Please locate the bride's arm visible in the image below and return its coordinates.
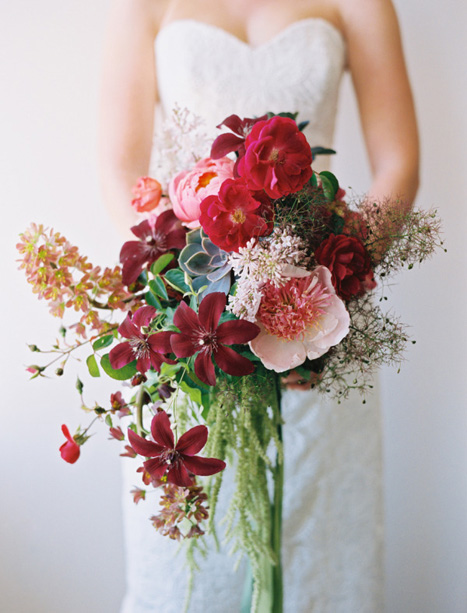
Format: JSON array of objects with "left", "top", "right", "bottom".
[
  {"left": 340, "top": 0, "right": 419, "bottom": 205},
  {"left": 286, "top": 0, "right": 419, "bottom": 391},
  {"left": 99, "top": 0, "right": 166, "bottom": 236}
]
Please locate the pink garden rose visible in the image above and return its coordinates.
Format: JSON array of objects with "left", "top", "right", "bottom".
[
  {"left": 250, "top": 265, "right": 350, "bottom": 372},
  {"left": 169, "top": 157, "right": 235, "bottom": 228},
  {"left": 237, "top": 116, "right": 313, "bottom": 199},
  {"left": 131, "top": 177, "right": 162, "bottom": 213}
]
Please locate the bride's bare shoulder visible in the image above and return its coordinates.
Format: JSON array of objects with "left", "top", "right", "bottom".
[
  {"left": 108, "top": 0, "right": 171, "bottom": 34},
  {"left": 332, "top": 0, "right": 401, "bottom": 34}
]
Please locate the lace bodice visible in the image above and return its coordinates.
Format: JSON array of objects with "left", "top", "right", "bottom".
[{"left": 155, "top": 18, "right": 346, "bottom": 155}]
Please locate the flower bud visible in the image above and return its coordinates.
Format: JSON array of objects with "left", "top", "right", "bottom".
[
  {"left": 131, "top": 374, "right": 147, "bottom": 386},
  {"left": 55, "top": 368, "right": 64, "bottom": 376}
]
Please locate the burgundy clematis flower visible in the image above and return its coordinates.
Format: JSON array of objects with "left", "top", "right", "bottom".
[
  {"left": 120, "top": 210, "right": 186, "bottom": 286},
  {"left": 59, "top": 424, "right": 80, "bottom": 464},
  {"left": 170, "top": 292, "right": 260, "bottom": 386},
  {"left": 128, "top": 410, "right": 226, "bottom": 487},
  {"left": 210, "top": 113, "right": 268, "bottom": 171},
  {"left": 109, "top": 305, "right": 174, "bottom": 374}
]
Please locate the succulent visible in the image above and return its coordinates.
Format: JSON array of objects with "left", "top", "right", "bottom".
[{"left": 179, "top": 228, "right": 232, "bottom": 298}]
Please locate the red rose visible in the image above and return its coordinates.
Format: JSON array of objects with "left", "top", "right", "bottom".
[
  {"left": 131, "top": 177, "right": 162, "bottom": 213},
  {"left": 199, "top": 178, "right": 269, "bottom": 252},
  {"left": 237, "top": 116, "right": 313, "bottom": 198},
  {"left": 314, "top": 234, "right": 376, "bottom": 300}
]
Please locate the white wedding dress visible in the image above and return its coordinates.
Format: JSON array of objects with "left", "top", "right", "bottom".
[{"left": 121, "top": 18, "right": 384, "bottom": 613}]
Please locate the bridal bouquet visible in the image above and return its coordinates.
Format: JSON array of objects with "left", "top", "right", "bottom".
[{"left": 18, "top": 110, "right": 442, "bottom": 612}]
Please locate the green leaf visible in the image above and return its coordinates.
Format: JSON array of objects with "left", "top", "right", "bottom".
[
  {"left": 319, "top": 171, "right": 339, "bottom": 201},
  {"left": 150, "top": 253, "right": 174, "bottom": 275},
  {"left": 310, "top": 146, "right": 336, "bottom": 158},
  {"left": 92, "top": 334, "right": 114, "bottom": 351},
  {"left": 164, "top": 268, "right": 191, "bottom": 294},
  {"left": 100, "top": 354, "right": 137, "bottom": 381},
  {"left": 86, "top": 354, "right": 100, "bottom": 378},
  {"left": 149, "top": 276, "right": 169, "bottom": 301},
  {"left": 179, "top": 380, "right": 202, "bottom": 405},
  {"left": 75, "top": 377, "right": 84, "bottom": 394},
  {"left": 160, "top": 362, "right": 182, "bottom": 378},
  {"left": 145, "top": 291, "right": 162, "bottom": 309},
  {"left": 105, "top": 414, "right": 113, "bottom": 427}
]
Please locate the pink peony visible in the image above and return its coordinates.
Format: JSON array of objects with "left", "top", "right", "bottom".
[
  {"left": 250, "top": 266, "right": 350, "bottom": 372},
  {"left": 237, "top": 116, "right": 313, "bottom": 199},
  {"left": 131, "top": 177, "right": 162, "bottom": 213},
  {"left": 169, "top": 157, "right": 235, "bottom": 228}
]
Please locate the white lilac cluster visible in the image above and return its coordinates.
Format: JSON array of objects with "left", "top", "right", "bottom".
[
  {"left": 149, "top": 105, "right": 212, "bottom": 189},
  {"left": 228, "top": 228, "right": 307, "bottom": 321}
]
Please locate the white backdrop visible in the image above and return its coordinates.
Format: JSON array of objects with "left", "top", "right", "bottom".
[{"left": 1, "top": 2, "right": 466, "bottom": 612}]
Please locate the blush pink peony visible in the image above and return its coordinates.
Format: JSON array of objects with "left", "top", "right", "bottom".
[
  {"left": 250, "top": 265, "right": 350, "bottom": 372},
  {"left": 169, "top": 157, "right": 235, "bottom": 228}
]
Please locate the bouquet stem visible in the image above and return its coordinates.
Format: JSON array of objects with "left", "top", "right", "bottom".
[{"left": 271, "top": 375, "right": 283, "bottom": 613}]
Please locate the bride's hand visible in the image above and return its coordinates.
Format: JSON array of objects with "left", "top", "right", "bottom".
[{"left": 281, "top": 370, "right": 321, "bottom": 391}]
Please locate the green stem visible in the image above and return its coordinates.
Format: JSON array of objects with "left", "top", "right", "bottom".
[
  {"left": 136, "top": 384, "right": 145, "bottom": 437},
  {"left": 271, "top": 375, "right": 283, "bottom": 613}
]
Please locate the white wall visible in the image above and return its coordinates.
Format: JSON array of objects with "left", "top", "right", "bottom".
[{"left": 1, "top": 2, "right": 466, "bottom": 612}]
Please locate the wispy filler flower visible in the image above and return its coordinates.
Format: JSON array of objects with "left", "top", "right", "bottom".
[{"left": 228, "top": 228, "right": 307, "bottom": 321}]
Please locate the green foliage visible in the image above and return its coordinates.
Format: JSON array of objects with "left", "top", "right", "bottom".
[
  {"left": 100, "top": 354, "right": 136, "bottom": 380},
  {"left": 164, "top": 268, "right": 192, "bottom": 294},
  {"left": 92, "top": 334, "right": 114, "bottom": 351},
  {"left": 145, "top": 291, "right": 162, "bottom": 309},
  {"left": 86, "top": 354, "right": 100, "bottom": 378},
  {"left": 319, "top": 170, "right": 339, "bottom": 202},
  {"left": 150, "top": 253, "right": 174, "bottom": 275},
  {"left": 149, "top": 276, "right": 169, "bottom": 301}
]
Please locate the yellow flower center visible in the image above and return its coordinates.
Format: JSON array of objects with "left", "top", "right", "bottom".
[{"left": 230, "top": 209, "right": 246, "bottom": 224}]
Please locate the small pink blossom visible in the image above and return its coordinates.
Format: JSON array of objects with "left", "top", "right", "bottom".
[
  {"left": 130, "top": 487, "right": 146, "bottom": 504},
  {"left": 110, "top": 391, "right": 131, "bottom": 418},
  {"left": 131, "top": 177, "right": 162, "bottom": 213},
  {"left": 169, "top": 157, "right": 235, "bottom": 228},
  {"left": 108, "top": 426, "right": 125, "bottom": 441},
  {"left": 59, "top": 425, "right": 81, "bottom": 464},
  {"left": 120, "top": 445, "right": 137, "bottom": 458},
  {"left": 250, "top": 266, "right": 350, "bottom": 371}
]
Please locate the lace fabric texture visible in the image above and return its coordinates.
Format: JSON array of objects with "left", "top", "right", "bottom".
[{"left": 121, "top": 18, "right": 384, "bottom": 613}]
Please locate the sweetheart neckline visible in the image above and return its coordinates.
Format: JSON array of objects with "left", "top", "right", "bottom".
[{"left": 156, "top": 17, "right": 345, "bottom": 52}]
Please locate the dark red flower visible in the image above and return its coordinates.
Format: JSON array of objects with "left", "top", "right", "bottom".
[
  {"left": 109, "top": 305, "right": 174, "bottom": 374},
  {"left": 59, "top": 424, "right": 80, "bottom": 464},
  {"left": 120, "top": 211, "right": 186, "bottom": 286},
  {"left": 210, "top": 113, "right": 268, "bottom": 170},
  {"left": 199, "top": 178, "right": 269, "bottom": 253},
  {"left": 237, "top": 116, "right": 313, "bottom": 198},
  {"left": 170, "top": 292, "right": 260, "bottom": 386},
  {"left": 128, "top": 410, "right": 226, "bottom": 487},
  {"left": 315, "top": 234, "right": 376, "bottom": 300}
]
